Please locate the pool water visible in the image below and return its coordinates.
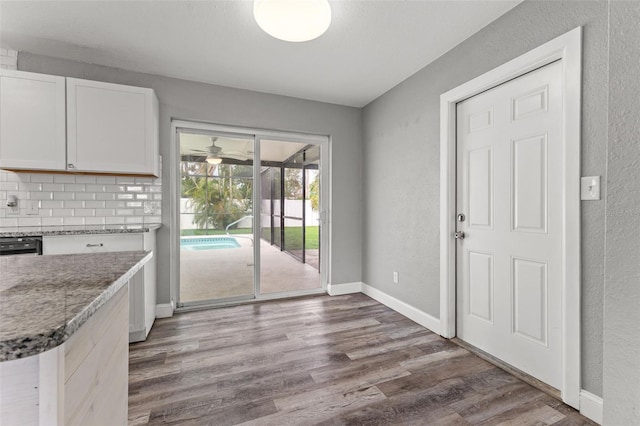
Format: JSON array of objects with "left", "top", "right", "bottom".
[{"left": 180, "top": 236, "right": 240, "bottom": 251}]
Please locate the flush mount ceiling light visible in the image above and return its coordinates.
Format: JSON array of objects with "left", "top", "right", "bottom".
[
  {"left": 253, "top": 0, "right": 332, "bottom": 42},
  {"left": 206, "top": 155, "right": 222, "bottom": 165}
]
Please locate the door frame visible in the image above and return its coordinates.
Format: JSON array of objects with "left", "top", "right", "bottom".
[
  {"left": 170, "top": 120, "right": 331, "bottom": 309},
  {"left": 439, "top": 27, "right": 582, "bottom": 407}
]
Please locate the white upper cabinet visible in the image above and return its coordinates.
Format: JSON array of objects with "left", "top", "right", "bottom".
[
  {"left": 0, "top": 70, "right": 66, "bottom": 171},
  {"left": 0, "top": 71, "right": 159, "bottom": 176},
  {"left": 67, "top": 78, "right": 159, "bottom": 176}
]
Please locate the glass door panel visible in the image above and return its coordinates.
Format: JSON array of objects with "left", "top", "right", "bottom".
[
  {"left": 259, "top": 139, "right": 321, "bottom": 295},
  {"left": 178, "top": 131, "right": 255, "bottom": 305}
]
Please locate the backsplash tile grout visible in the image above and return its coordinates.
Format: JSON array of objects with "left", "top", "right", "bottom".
[{"left": 0, "top": 167, "right": 162, "bottom": 228}]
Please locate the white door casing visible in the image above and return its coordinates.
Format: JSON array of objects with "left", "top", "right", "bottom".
[
  {"left": 456, "top": 60, "right": 563, "bottom": 389},
  {"left": 440, "top": 27, "right": 581, "bottom": 408}
]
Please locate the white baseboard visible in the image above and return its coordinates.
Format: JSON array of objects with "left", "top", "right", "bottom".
[
  {"left": 156, "top": 302, "right": 174, "bottom": 318},
  {"left": 579, "top": 390, "right": 603, "bottom": 425},
  {"left": 327, "top": 282, "right": 363, "bottom": 296},
  {"left": 361, "top": 283, "right": 441, "bottom": 334}
]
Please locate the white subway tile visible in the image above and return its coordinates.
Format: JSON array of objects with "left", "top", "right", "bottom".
[
  {"left": 105, "top": 217, "right": 125, "bottom": 225},
  {"left": 135, "top": 177, "right": 153, "bottom": 184},
  {"left": 10, "top": 173, "right": 30, "bottom": 183},
  {"left": 0, "top": 182, "right": 19, "bottom": 191},
  {"left": 19, "top": 183, "right": 42, "bottom": 191},
  {"left": 37, "top": 209, "right": 52, "bottom": 217},
  {"left": 135, "top": 193, "right": 150, "bottom": 200},
  {"left": 64, "top": 183, "right": 85, "bottom": 192},
  {"left": 7, "top": 191, "right": 28, "bottom": 201},
  {"left": 54, "top": 174, "right": 76, "bottom": 183},
  {"left": 63, "top": 217, "right": 85, "bottom": 226},
  {"left": 126, "top": 201, "right": 143, "bottom": 208},
  {"left": 144, "top": 216, "right": 162, "bottom": 224},
  {"left": 18, "top": 217, "right": 41, "bottom": 227},
  {"left": 153, "top": 194, "right": 162, "bottom": 200},
  {"left": 75, "top": 175, "right": 96, "bottom": 184},
  {"left": 105, "top": 201, "right": 126, "bottom": 209},
  {"left": 125, "top": 216, "right": 143, "bottom": 224},
  {"left": 29, "top": 174, "right": 55, "bottom": 183},
  {"left": 30, "top": 192, "right": 54, "bottom": 200},
  {"left": 85, "top": 217, "right": 106, "bottom": 225},
  {"left": 42, "top": 183, "right": 65, "bottom": 192},
  {"left": 116, "top": 193, "right": 134, "bottom": 200},
  {"left": 106, "top": 185, "right": 126, "bottom": 192},
  {"left": 134, "top": 208, "right": 145, "bottom": 216},
  {"left": 96, "top": 193, "right": 116, "bottom": 201},
  {"left": 0, "top": 191, "right": 5, "bottom": 200},
  {"left": 42, "top": 217, "right": 64, "bottom": 227},
  {"left": 63, "top": 200, "right": 85, "bottom": 209},
  {"left": 75, "top": 192, "right": 96, "bottom": 201},
  {"left": 115, "top": 209, "right": 134, "bottom": 216},
  {"left": 41, "top": 200, "right": 64, "bottom": 209},
  {"left": 126, "top": 186, "right": 143, "bottom": 192},
  {"left": 74, "top": 208, "right": 95, "bottom": 217},
  {"left": 96, "top": 176, "right": 116, "bottom": 184},
  {"left": 95, "top": 209, "right": 115, "bottom": 217},
  {"left": 84, "top": 201, "right": 105, "bottom": 208},
  {"left": 0, "top": 218, "right": 18, "bottom": 227},
  {"left": 147, "top": 186, "right": 162, "bottom": 193},
  {"left": 53, "top": 192, "right": 75, "bottom": 200},
  {"left": 85, "top": 184, "right": 106, "bottom": 192},
  {"left": 116, "top": 177, "right": 136, "bottom": 184},
  {"left": 52, "top": 208, "right": 74, "bottom": 217}
]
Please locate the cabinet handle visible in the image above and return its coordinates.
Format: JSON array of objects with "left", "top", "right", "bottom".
[
  {"left": 67, "top": 163, "right": 75, "bottom": 169},
  {"left": 86, "top": 243, "right": 104, "bottom": 247}
]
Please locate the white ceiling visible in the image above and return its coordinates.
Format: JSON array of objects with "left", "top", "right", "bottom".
[{"left": 0, "top": 1, "right": 521, "bottom": 107}]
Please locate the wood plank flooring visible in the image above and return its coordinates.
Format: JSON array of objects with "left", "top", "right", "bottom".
[{"left": 128, "top": 294, "right": 595, "bottom": 425}]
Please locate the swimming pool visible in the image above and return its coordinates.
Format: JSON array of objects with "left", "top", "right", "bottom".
[{"left": 180, "top": 236, "right": 240, "bottom": 251}]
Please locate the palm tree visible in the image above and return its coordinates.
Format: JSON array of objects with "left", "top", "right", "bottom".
[{"left": 181, "top": 164, "right": 253, "bottom": 231}]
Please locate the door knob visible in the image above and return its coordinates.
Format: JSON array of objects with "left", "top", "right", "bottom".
[{"left": 454, "top": 231, "right": 465, "bottom": 240}]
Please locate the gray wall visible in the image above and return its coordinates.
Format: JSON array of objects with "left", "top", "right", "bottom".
[
  {"left": 17, "top": 53, "right": 363, "bottom": 305},
  {"left": 362, "top": 1, "right": 608, "bottom": 396},
  {"left": 603, "top": 1, "right": 640, "bottom": 423}
]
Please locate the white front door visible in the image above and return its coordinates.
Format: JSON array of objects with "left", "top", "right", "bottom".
[{"left": 456, "top": 60, "right": 563, "bottom": 389}]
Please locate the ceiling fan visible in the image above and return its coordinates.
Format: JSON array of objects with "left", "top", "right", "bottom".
[{"left": 190, "top": 137, "right": 253, "bottom": 164}]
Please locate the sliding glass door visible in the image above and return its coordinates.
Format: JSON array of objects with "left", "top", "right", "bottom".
[
  {"left": 175, "top": 124, "right": 327, "bottom": 308},
  {"left": 258, "top": 139, "right": 321, "bottom": 295},
  {"left": 178, "top": 131, "right": 255, "bottom": 305}
]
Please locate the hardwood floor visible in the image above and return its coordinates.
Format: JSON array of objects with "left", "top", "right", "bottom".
[{"left": 128, "top": 294, "right": 595, "bottom": 425}]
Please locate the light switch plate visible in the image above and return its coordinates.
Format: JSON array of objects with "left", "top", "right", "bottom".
[{"left": 581, "top": 176, "right": 601, "bottom": 200}]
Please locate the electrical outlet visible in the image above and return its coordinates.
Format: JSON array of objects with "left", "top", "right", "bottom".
[
  {"left": 393, "top": 271, "right": 399, "bottom": 284},
  {"left": 26, "top": 200, "right": 39, "bottom": 215},
  {"left": 6, "top": 195, "right": 19, "bottom": 215}
]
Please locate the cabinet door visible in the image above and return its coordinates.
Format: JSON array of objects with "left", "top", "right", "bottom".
[
  {"left": 66, "top": 78, "right": 159, "bottom": 176},
  {"left": 0, "top": 70, "right": 66, "bottom": 171}
]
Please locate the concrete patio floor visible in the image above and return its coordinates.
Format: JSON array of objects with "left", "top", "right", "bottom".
[{"left": 179, "top": 235, "right": 320, "bottom": 303}]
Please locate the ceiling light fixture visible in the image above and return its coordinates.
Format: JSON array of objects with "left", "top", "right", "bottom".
[
  {"left": 253, "top": 0, "right": 332, "bottom": 43},
  {"left": 206, "top": 155, "right": 223, "bottom": 165}
]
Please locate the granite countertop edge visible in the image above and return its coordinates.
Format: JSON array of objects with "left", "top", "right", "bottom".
[
  {"left": 0, "top": 224, "right": 161, "bottom": 238},
  {"left": 0, "top": 251, "right": 153, "bottom": 362}
]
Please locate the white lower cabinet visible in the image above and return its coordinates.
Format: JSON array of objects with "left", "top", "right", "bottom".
[{"left": 43, "top": 232, "right": 157, "bottom": 342}]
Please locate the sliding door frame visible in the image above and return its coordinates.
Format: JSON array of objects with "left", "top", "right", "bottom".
[{"left": 170, "top": 120, "right": 330, "bottom": 310}]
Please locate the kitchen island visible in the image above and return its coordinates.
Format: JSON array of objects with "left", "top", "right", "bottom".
[{"left": 0, "top": 251, "right": 152, "bottom": 425}]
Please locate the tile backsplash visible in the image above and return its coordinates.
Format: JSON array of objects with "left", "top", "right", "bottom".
[{"left": 0, "top": 169, "right": 162, "bottom": 228}]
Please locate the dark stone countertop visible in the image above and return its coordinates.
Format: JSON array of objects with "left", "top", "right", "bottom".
[
  {"left": 0, "top": 224, "right": 160, "bottom": 238},
  {"left": 0, "top": 251, "right": 152, "bottom": 361}
]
